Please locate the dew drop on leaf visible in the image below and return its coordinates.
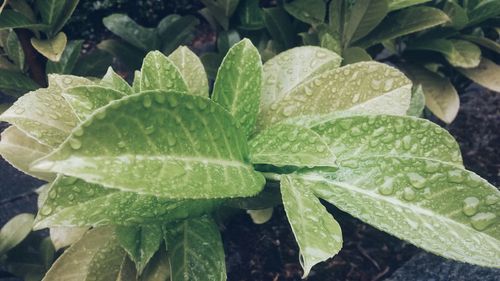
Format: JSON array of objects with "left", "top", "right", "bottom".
[
  {"left": 143, "top": 95, "right": 152, "bottom": 108},
  {"left": 69, "top": 138, "right": 82, "bottom": 150},
  {"left": 462, "top": 197, "right": 480, "bottom": 216},
  {"left": 448, "top": 170, "right": 464, "bottom": 183},
  {"left": 485, "top": 195, "right": 499, "bottom": 205},
  {"left": 403, "top": 187, "right": 416, "bottom": 201},
  {"left": 470, "top": 212, "right": 496, "bottom": 231},
  {"left": 378, "top": 177, "right": 394, "bottom": 195},
  {"left": 407, "top": 172, "right": 426, "bottom": 189}
]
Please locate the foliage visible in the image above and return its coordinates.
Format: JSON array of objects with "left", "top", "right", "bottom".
[{"left": 0, "top": 40, "right": 498, "bottom": 280}]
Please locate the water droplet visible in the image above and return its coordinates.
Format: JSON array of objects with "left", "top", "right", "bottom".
[
  {"left": 167, "top": 95, "right": 178, "bottom": 107},
  {"left": 378, "top": 177, "right": 394, "bottom": 195},
  {"left": 73, "top": 127, "right": 84, "bottom": 137},
  {"left": 316, "top": 145, "right": 325, "bottom": 153},
  {"left": 447, "top": 170, "right": 464, "bottom": 183},
  {"left": 118, "top": 141, "right": 126, "bottom": 148},
  {"left": 144, "top": 125, "right": 155, "bottom": 135},
  {"left": 69, "top": 138, "right": 82, "bottom": 150},
  {"left": 143, "top": 95, "right": 152, "bottom": 108},
  {"left": 167, "top": 133, "right": 176, "bottom": 146},
  {"left": 95, "top": 110, "right": 106, "bottom": 120},
  {"left": 282, "top": 105, "right": 295, "bottom": 117},
  {"left": 63, "top": 77, "right": 72, "bottom": 84},
  {"left": 154, "top": 93, "right": 166, "bottom": 104},
  {"left": 68, "top": 194, "right": 75, "bottom": 201},
  {"left": 402, "top": 135, "right": 412, "bottom": 150},
  {"left": 40, "top": 205, "right": 52, "bottom": 216},
  {"left": 407, "top": 172, "right": 426, "bottom": 189},
  {"left": 185, "top": 101, "right": 194, "bottom": 110},
  {"left": 197, "top": 99, "right": 207, "bottom": 110},
  {"left": 485, "top": 195, "right": 499, "bottom": 205},
  {"left": 403, "top": 187, "right": 416, "bottom": 201},
  {"left": 48, "top": 189, "right": 57, "bottom": 199},
  {"left": 470, "top": 212, "right": 496, "bottom": 231},
  {"left": 462, "top": 197, "right": 480, "bottom": 216}
]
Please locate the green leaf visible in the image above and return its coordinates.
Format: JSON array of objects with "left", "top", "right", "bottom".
[
  {"left": 139, "top": 248, "right": 170, "bottom": 281},
  {"left": 31, "top": 32, "right": 68, "bottom": 62},
  {"left": 165, "top": 216, "right": 226, "bottom": 281},
  {"left": 158, "top": 15, "right": 199, "bottom": 54},
  {"left": 259, "top": 46, "right": 342, "bottom": 126},
  {"left": 46, "top": 40, "right": 83, "bottom": 74},
  {"left": 257, "top": 61, "right": 412, "bottom": 129},
  {"left": 0, "top": 10, "right": 48, "bottom": 30},
  {"left": 100, "top": 67, "right": 134, "bottom": 95},
  {"left": 342, "top": 47, "right": 372, "bottom": 65},
  {"left": 344, "top": 0, "right": 388, "bottom": 45},
  {"left": 32, "top": 91, "right": 265, "bottom": 199},
  {"left": 387, "top": 0, "right": 431, "bottom": 11},
  {"left": 216, "top": 29, "right": 240, "bottom": 54},
  {"left": 457, "top": 58, "right": 500, "bottom": 92},
  {"left": 249, "top": 123, "right": 336, "bottom": 167},
  {"left": 0, "top": 69, "right": 38, "bottom": 95},
  {"left": 73, "top": 49, "right": 113, "bottom": 77},
  {"left": 116, "top": 225, "right": 162, "bottom": 274},
  {"left": 42, "top": 227, "right": 127, "bottom": 281},
  {"left": 301, "top": 156, "right": 500, "bottom": 268},
  {"left": 0, "top": 213, "right": 34, "bottom": 256},
  {"left": 311, "top": 115, "right": 462, "bottom": 165},
  {"left": 236, "top": 0, "right": 264, "bottom": 30},
  {"left": 62, "top": 85, "right": 127, "bottom": 120},
  {"left": 262, "top": 7, "right": 295, "bottom": 50},
  {"left": 36, "top": 0, "right": 65, "bottom": 30},
  {"left": 467, "top": 0, "right": 500, "bottom": 26},
  {"left": 168, "top": 46, "right": 209, "bottom": 97},
  {"left": 404, "top": 64, "right": 459, "bottom": 124},
  {"left": 34, "top": 176, "right": 220, "bottom": 229},
  {"left": 50, "top": 227, "right": 88, "bottom": 250},
  {"left": 444, "top": 40, "right": 481, "bottom": 68},
  {"left": 51, "top": 0, "right": 79, "bottom": 34},
  {"left": 200, "top": 0, "right": 239, "bottom": 30},
  {"left": 140, "top": 51, "right": 188, "bottom": 93},
  {"left": 281, "top": 175, "right": 342, "bottom": 277},
  {"left": 356, "top": 7, "right": 449, "bottom": 48},
  {"left": 406, "top": 85, "right": 425, "bottom": 117},
  {"left": 0, "top": 126, "right": 54, "bottom": 181},
  {"left": 97, "top": 39, "right": 145, "bottom": 71},
  {"left": 461, "top": 35, "right": 500, "bottom": 54},
  {"left": 132, "top": 70, "right": 141, "bottom": 93},
  {"left": 103, "top": 14, "right": 158, "bottom": 51},
  {"left": 5, "top": 31, "right": 24, "bottom": 70},
  {"left": 212, "top": 39, "right": 262, "bottom": 137},
  {"left": 246, "top": 208, "right": 273, "bottom": 224},
  {"left": 443, "top": 0, "right": 469, "bottom": 29},
  {"left": 283, "top": 0, "right": 326, "bottom": 26},
  {"left": 200, "top": 52, "right": 224, "bottom": 80}
]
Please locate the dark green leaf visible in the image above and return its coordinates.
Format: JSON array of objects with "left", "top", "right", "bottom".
[
  {"left": 116, "top": 225, "right": 162, "bottom": 274},
  {"left": 262, "top": 7, "right": 295, "bottom": 50},
  {"left": 467, "top": 0, "right": 500, "bottom": 26},
  {"left": 0, "top": 69, "right": 38, "bottom": 95},
  {"left": 51, "top": 0, "right": 79, "bottom": 34},
  {"left": 200, "top": 0, "right": 239, "bottom": 30},
  {"left": 103, "top": 14, "right": 159, "bottom": 51},
  {"left": 284, "top": 0, "right": 326, "bottom": 26},
  {"left": 157, "top": 15, "right": 199, "bottom": 54},
  {"left": 0, "top": 10, "right": 48, "bottom": 30},
  {"left": 387, "top": 0, "right": 431, "bottom": 11},
  {"left": 237, "top": 0, "right": 265, "bottom": 30},
  {"left": 36, "top": 0, "right": 65, "bottom": 32},
  {"left": 5, "top": 31, "right": 24, "bottom": 70},
  {"left": 217, "top": 29, "right": 240, "bottom": 54},
  {"left": 345, "top": 0, "right": 388, "bottom": 45},
  {"left": 73, "top": 49, "right": 114, "bottom": 77}
]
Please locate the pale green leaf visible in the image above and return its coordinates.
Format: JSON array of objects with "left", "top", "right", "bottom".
[
  {"left": 311, "top": 115, "right": 462, "bottom": 165},
  {"left": 457, "top": 58, "right": 500, "bottom": 92},
  {"left": 387, "top": 0, "right": 431, "bottom": 11},
  {"left": 34, "top": 176, "right": 220, "bottom": 229},
  {"left": 281, "top": 175, "right": 342, "bottom": 277},
  {"left": 404, "top": 64, "right": 459, "bottom": 124},
  {"left": 100, "top": 67, "right": 134, "bottom": 95},
  {"left": 46, "top": 40, "right": 84, "bottom": 74},
  {"left": 356, "top": 7, "right": 449, "bottom": 48},
  {"left": 213, "top": 39, "right": 262, "bottom": 137},
  {"left": 116, "top": 225, "right": 162, "bottom": 274},
  {"left": 47, "top": 74, "right": 95, "bottom": 93},
  {"left": 259, "top": 46, "right": 342, "bottom": 128},
  {"left": 0, "top": 126, "right": 54, "bottom": 181},
  {"left": 168, "top": 46, "right": 209, "bottom": 97},
  {"left": 0, "top": 213, "right": 34, "bottom": 256},
  {"left": 406, "top": 85, "right": 425, "bottom": 117},
  {"left": 445, "top": 40, "right": 481, "bottom": 68},
  {"left": 103, "top": 14, "right": 158, "bottom": 50},
  {"left": 32, "top": 91, "right": 265, "bottom": 199},
  {"left": 165, "top": 216, "right": 226, "bottom": 281},
  {"left": 249, "top": 123, "right": 336, "bottom": 167},
  {"left": 63, "top": 85, "right": 127, "bottom": 120},
  {"left": 50, "top": 226, "right": 89, "bottom": 250},
  {"left": 302, "top": 156, "right": 500, "bottom": 268},
  {"left": 283, "top": 0, "right": 326, "bottom": 26},
  {"left": 31, "top": 32, "right": 68, "bottom": 62},
  {"left": 257, "top": 61, "right": 412, "bottom": 129},
  {"left": 247, "top": 208, "right": 273, "bottom": 224},
  {"left": 140, "top": 51, "right": 188, "bottom": 93},
  {"left": 42, "top": 227, "right": 127, "bottom": 281},
  {"left": 345, "top": 0, "right": 388, "bottom": 44}
]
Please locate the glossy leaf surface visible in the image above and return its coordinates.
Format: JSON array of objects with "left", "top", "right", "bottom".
[
  {"left": 168, "top": 46, "right": 209, "bottom": 97},
  {"left": 116, "top": 225, "right": 162, "bottom": 274},
  {"left": 140, "top": 51, "right": 188, "bottom": 93}
]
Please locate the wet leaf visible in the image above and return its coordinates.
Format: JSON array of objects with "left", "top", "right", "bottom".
[
  {"left": 284, "top": 0, "right": 326, "bottom": 26},
  {"left": 0, "top": 213, "right": 34, "bottom": 256},
  {"left": 50, "top": 226, "right": 89, "bottom": 250},
  {"left": 31, "top": 32, "right": 68, "bottom": 62},
  {"left": 42, "top": 227, "right": 127, "bottom": 281},
  {"left": 63, "top": 85, "right": 127, "bottom": 119},
  {"left": 0, "top": 126, "right": 54, "bottom": 181},
  {"left": 300, "top": 155, "right": 500, "bottom": 268},
  {"left": 34, "top": 176, "right": 220, "bottom": 229},
  {"left": 165, "top": 216, "right": 226, "bottom": 281},
  {"left": 103, "top": 14, "right": 158, "bottom": 51},
  {"left": 213, "top": 39, "right": 262, "bottom": 137},
  {"left": 457, "top": 58, "right": 500, "bottom": 92},
  {"left": 406, "top": 85, "right": 425, "bottom": 117},
  {"left": 116, "top": 225, "right": 162, "bottom": 274},
  {"left": 249, "top": 123, "right": 336, "bottom": 167},
  {"left": 32, "top": 91, "right": 265, "bottom": 199},
  {"left": 99, "top": 67, "right": 134, "bottom": 95},
  {"left": 46, "top": 40, "right": 83, "bottom": 74},
  {"left": 356, "top": 7, "right": 449, "bottom": 48},
  {"left": 168, "top": 46, "right": 209, "bottom": 97},
  {"left": 140, "top": 51, "right": 188, "bottom": 93},
  {"left": 257, "top": 61, "right": 411, "bottom": 129},
  {"left": 405, "top": 64, "right": 459, "bottom": 124},
  {"left": 281, "top": 175, "right": 342, "bottom": 277},
  {"left": 311, "top": 115, "right": 463, "bottom": 165}
]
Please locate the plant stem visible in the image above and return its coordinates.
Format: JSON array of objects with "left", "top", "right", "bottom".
[{"left": 15, "top": 29, "right": 47, "bottom": 87}]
